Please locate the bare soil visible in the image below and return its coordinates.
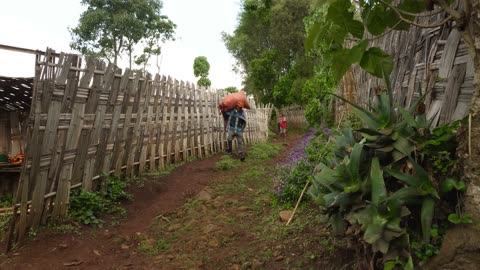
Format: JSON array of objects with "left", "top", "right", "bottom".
[{"left": 0, "top": 132, "right": 356, "bottom": 270}]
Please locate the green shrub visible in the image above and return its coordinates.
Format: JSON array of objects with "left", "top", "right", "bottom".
[
  {"left": 101, "top": 175, "right": 132, "bottom": 202},
  {"left": 69, "top": 191, "right": 105, "bottom": 226},
  {"left": 69, "top": 175, "right": 131, "bottom": 226},
  {"left": 0, "top": 194, "right": 13, "bottom": 208},
  {"left": 273, "top": 160, "right": 313, "bottom": 208},
  {"left": 307, "top": 77, "right": 465, "bottom": 267},
  {"left": 273, "top": 130, "right": 315, "bottom": 208}
]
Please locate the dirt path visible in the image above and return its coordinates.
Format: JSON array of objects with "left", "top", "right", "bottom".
[
  {"left": 0, "top": 152, "right": 226, "bottom": 270},
  {"left": 0, "top": 132, "right": 354, "bottom": 270}
]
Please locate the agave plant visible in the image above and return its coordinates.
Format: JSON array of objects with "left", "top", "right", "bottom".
[{"left": 308, "top": 73, "right": 440, "bottom": 266}]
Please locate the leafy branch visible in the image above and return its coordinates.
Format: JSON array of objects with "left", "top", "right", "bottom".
[{"left": 378, "top": 0, "right": 453, "bottom": 28}]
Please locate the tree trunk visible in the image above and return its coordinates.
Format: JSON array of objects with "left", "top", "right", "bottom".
[
  {"left": 463, "top": 0, "right": 480, "bottom": 222},
  {"left": 425, "top": 1, "right": 480, "bottom": 269}
]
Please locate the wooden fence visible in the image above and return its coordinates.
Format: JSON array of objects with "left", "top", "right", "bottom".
[
  {"left": 6, "top": 50, "right": 273, "bottom": 248},
  {"left": 336, "top": 8, "right": 474, "bottom": 127}
]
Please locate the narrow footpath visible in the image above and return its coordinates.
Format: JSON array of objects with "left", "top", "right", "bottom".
[{"left": 0, "top": 132, "right": 354, "bottom": 270}]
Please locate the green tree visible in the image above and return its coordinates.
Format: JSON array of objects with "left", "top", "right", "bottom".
[
  {"left": 223, "top": 86, "right": 239, "bottom": 93},
  {"left": 223, "top": 0, "right": 312, "bottom": 104},
  {"left": 134, "top": 15, "right": 175, "bottom": 71},
  {"left": 193, "top": 56, "right": 211, "bottom": 88},
  {"left": 70, "top": 0, "right": 176, "bottom": 68}
]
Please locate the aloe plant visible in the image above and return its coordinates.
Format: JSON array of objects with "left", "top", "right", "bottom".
[{"left": 307, "top": 74, "right": 443, "bottom": 266}]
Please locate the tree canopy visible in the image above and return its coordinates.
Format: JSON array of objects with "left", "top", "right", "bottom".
[
  {"left": 223, "top": 0, "right": 335, "bottom": 126},
  {"left": 70, "top": 0, "right": 176, "bottom": 68},
  {"left": 223, "top": 0, "right": 313, "bottom": 105},
  {"left": 193, "top": 56, "right": 211, "bottom": 88}
]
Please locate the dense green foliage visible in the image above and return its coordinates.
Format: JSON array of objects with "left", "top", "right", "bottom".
[
  {"left": 304, "top": 80, "right": 466, "bottom": 267},
  {"left": 69, "top": 175, "right": 131, "bottom": 226},
  {"left": 70, "top": 0, "right": 175, "bottom": 68},
  {"left": 0, "top": 194, "right": 14, "bottom": 232},
  {"left": 224, "top": 1, "right": 338, "bottom": 126},
  {"left": 193, "top": 56, "right": 212, "bottom": 88},
  {"left": 305, "top": 0, "right": 459, "bottom": 82},
  {"left": 273, "top": 78, "right": 465, "bottom": 267},
  {"left": 223, "top": 86, "right": 239, "bottom": 93}
]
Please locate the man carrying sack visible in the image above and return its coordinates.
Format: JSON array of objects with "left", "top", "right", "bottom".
[
  {"left": 218, "top": 90, "right": 250, "bottom": 161},
  {"left": 225, "top": 103, "right": 247, "bottom": 161}
]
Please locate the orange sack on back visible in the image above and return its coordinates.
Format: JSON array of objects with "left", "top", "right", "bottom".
[{"left": 220, "top": 91, "right": 251, "bottom": 111}]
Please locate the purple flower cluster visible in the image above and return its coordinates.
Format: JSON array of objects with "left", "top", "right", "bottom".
[{"left": 273, "top": 129, "right": 316, "bottom": 201}]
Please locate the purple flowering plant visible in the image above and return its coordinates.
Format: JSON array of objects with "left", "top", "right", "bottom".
[
  {"left": 272, "top": 127, "right": 338, "bottom": 208},
  {"left": 273, "top": 129, "right": 317, "bottom": 207}
]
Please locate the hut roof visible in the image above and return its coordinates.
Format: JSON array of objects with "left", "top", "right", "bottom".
[{"left": 0, "top": 76, "right": 33, "bottom": 112}]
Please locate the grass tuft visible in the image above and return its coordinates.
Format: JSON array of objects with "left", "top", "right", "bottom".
[{"left": 215, "top": 155, "right": 241, "bottom": 171}]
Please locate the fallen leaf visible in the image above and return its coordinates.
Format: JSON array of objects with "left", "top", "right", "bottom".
[
  {"left": 93, "top": 249, "right": 101, "bottom": 256},
  {"left": 63, "top": 260, "right": 83, "bottom": 266}
]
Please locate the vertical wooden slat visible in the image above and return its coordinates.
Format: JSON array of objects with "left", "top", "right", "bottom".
[
  {"left": 8, "top": 112, "right": 22, "bottom": 155},
  {"left": 139, "top": 74, "right": 153, "bottom": 173},
  {"left": 149, "top": 74, "right": 161, "bottom": 170},
  {"left": 112, "top": 69, "right": 133, "bottom": 175},
  {"left": 83, "top": 63, "right": 115, "bottom": 186},
  {"left": 14, "top": 51, "right": 46, "bottom": 244},
  {"left": 157, "top": 76, "right": 167, "bottom": 169},
  {"left": 102, "top": 68, "right": 125, "bottom": 174},
  {"left": 199, "top": 91, "right": 206, "bottom": 157},
  {"left": 191, "top": 85, "right": 199, "bottom": 157},
  {"left": 51, "top": 57, "right": 96, "bottom": 221},
  {"left": 166, "top": 78, "right": 175, "bottom": 165},
  {"left": 126, "top": 72, "right": 146, "bottom": 177},
  {"left": 438, "top": 29, "right": 461, "bottom": 79},
  {"left": 94, "top": 68, "right": 121, "bottom": 178},
  {"left": 440, "top": 63, "right": 467, "bottom": 124},
  {"left": 179, "top": 82, "right": 188, "bottom": 161},
  {"left": 29, "top": 53, "right": 73, "bottom": 229},
  {"left": 185, "top": 83, "right": 193, "bottom": 157},
  {"left": 172, "top": 80, "right": 181, "bottom": 162}
]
